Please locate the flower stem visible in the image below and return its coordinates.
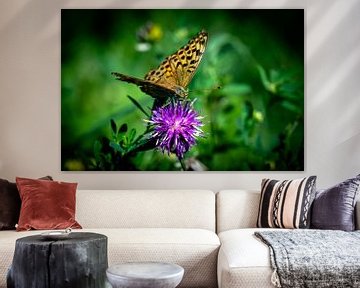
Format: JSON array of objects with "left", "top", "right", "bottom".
[{"left": 179, "top": 158, "right": 186, "bottom": 171}]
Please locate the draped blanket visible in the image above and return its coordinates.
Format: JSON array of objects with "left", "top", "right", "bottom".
[{"left": 254, "top": 230, "right": 360, "bottom": 288}]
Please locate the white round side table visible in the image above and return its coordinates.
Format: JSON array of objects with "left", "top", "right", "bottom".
[{"left": 106, "top": 262, "right": 184, "bottom": 288}]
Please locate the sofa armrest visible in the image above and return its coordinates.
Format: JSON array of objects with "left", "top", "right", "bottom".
[{"left": 356, "top": 200, "right": 360, "bottom": 230}]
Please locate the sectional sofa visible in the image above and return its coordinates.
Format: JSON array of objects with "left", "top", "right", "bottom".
[{"left": 0, "top": 189, "right": 359, "bottom": 288}]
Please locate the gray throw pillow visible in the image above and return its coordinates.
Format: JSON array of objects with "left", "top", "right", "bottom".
[{"left": 311, "top": 174, "right": 360, "bottom": 231}]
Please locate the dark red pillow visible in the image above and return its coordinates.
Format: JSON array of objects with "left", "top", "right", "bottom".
[
  {"left": 0, "top": 176, "right": 53, "bottom": 230},
  {"left": 16, "top": 177, "right": 82, "bottom": 231}
]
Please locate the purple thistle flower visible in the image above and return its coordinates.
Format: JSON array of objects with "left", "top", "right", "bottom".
[{"left": 148, "top": 100, "right": 204, "bottom": 159}]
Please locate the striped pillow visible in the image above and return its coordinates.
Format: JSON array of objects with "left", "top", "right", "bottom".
[{"left": 257, "top": 176, "right": 317, "bottom": 229}]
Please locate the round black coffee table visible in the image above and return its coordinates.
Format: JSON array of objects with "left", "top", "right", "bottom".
[
  {"left": 106, "top": 262, "right": 184, "bottom": 288},
  {"left": 7, "top": 232, "right": 108, "bottom": 288}
]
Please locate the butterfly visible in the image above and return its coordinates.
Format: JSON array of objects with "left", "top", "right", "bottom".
[{"left": 112, "top": 30, "right": 208, "bottom": 99}]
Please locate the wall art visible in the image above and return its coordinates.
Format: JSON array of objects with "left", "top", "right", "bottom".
[{"left": 61, "top": 9, "right": 304, "bottom": 171}]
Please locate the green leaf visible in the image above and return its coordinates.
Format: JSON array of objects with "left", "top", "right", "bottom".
[
  {"left": 119, "top": 123, "right": 128, "bottom": 134},
  {"left": 110, "top": 141, "right": 124, "bottom": 153},
  {"left": 110, "top": 119, "right": 117, "bottom": 134},
  {"left": 281, "top": 101, "right": 302, "bottom": 114},
  {"left": 127, "top": 95, "right": 150, "bottom": 118},
  {"left": 129, "top": 138, "right": 156, "bottom": 153},
  {"left": 128, "top": 128, "right": 136, "bottom": 143},
  {"left": 257, "top": 65, "right": 269, "bottom": 86},
  {"left": 257, "top": 65, "right": 276, "bottom": 93},
  {"left": 278, "top": 82, "right": 303, "bottom": 100}
]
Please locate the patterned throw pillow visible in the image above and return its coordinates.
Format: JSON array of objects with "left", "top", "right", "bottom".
[{"left": 257, "top": 176, "right": 317, "bottom": 229}]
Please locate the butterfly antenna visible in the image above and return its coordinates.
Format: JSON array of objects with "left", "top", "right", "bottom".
[{"left": 189, "top": 85, "right": 221, "bottom": 94}]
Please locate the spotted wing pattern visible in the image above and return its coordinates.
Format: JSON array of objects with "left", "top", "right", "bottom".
[
  {"left": 112, "top": 30, "right": 208, "bottom": 99},
  {"left": 144, "top": 30, "right": 208, "bottom": 96}
]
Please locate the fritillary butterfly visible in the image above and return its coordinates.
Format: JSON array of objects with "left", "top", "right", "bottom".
[{"left": 112, "top": 30, "right": 208, "bottom": 99}]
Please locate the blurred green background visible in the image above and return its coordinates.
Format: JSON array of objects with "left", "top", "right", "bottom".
[{"left": 61, "top": 9, "right": 304, "bottom": 171}]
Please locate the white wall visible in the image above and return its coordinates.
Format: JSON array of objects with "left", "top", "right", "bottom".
[{"left": 0, "top": 0, "right": 359, "bottom": 190}]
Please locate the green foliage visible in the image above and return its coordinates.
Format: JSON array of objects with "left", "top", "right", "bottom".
[
  {"left": 61, "top": 9, "right": 304, "bottom": 171},
  {"left": 91, "top": 117, "right": 157, "bottom": 170}
]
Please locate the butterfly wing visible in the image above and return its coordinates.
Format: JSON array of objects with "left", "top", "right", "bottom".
[
  {"left": 112, "top": 30, "right": 208, "bottom": 99},
  {"left": 144, "top": 30, "right": 208, "bottom": 97},
  {"left": 111, "top": 72, "right": 177, "bottom": 99}
]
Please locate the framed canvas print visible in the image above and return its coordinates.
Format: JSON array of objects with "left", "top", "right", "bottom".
[{"left": 61, "top": 9, "right": 304, "bottom": 171}]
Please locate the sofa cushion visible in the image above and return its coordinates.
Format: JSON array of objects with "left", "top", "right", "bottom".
[
  {"left": 218, "top": 228, "right": 278, "bottom": 288},
  {"left": 76, "top": 190, "right": 216, "bottom": 231},
  {"left": 0, "top": 176, "right": 52, "bottom": 230},
  {"left": 216, "top": 190, "right": 260, "bottom": 233},
  {"left": 16, "top": 177, "right": 82, "bottom": 231},
  {"left": 311, "top": 174, "right": 360, "bottom": 231},
  {"left": 257, "top": 176, "right": 317, "bottom": 229},
  {"left": 0, "top": 228, "right": 220, "bottom": 288}
]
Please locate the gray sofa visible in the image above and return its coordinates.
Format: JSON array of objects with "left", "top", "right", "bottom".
[{"left": 0, "top": 189, "right": 359, "bottom": 288}]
